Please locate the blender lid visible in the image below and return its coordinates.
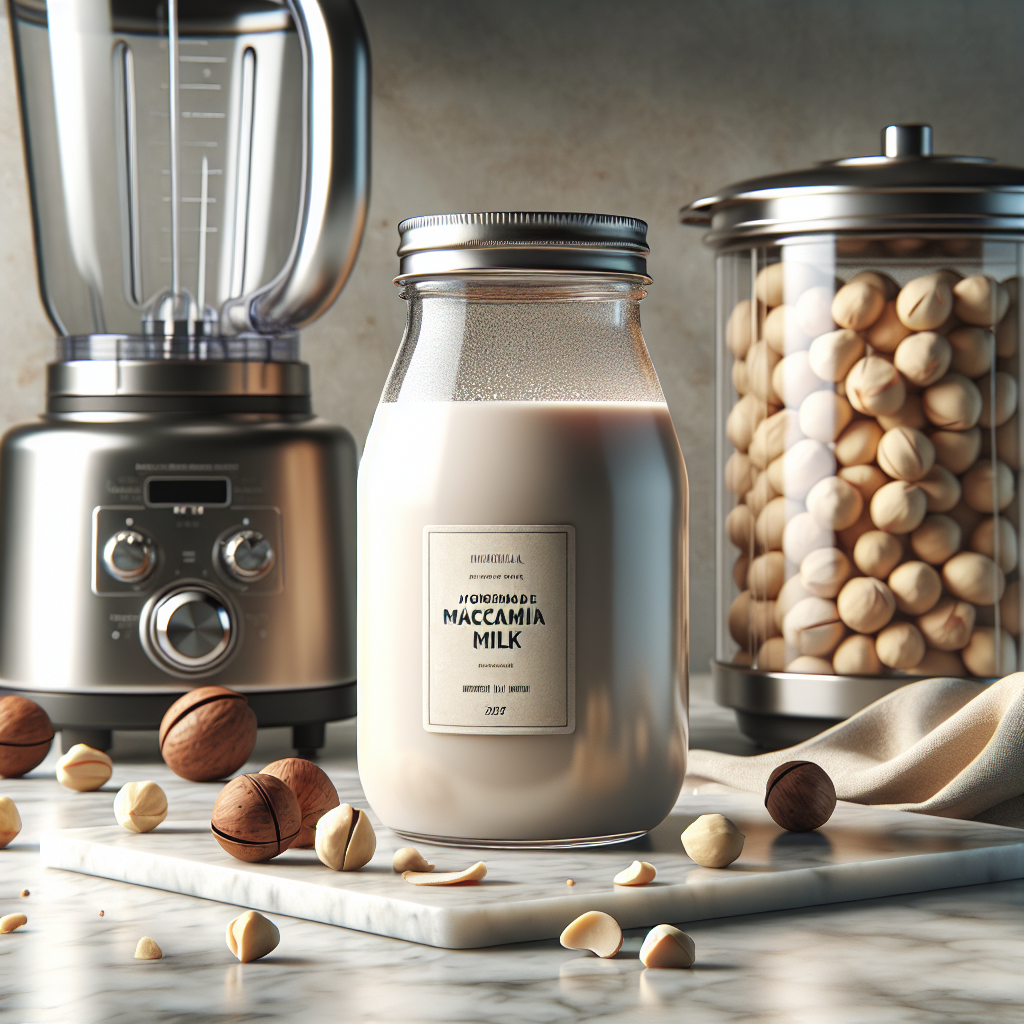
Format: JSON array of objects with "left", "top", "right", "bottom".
[
  {"left": 680, "top": 124, "right": 1024, "bottom": 245},
  {"left": 395, "top": 212, "right": 650, "bottom": 279}
]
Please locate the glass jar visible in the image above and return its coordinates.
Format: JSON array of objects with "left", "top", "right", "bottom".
[
  {"left": 682, "top": 125, "right": 1024, "bottom": 748},
  {"left": 357, "top": 213, "right": 688, "bottom": 847}
]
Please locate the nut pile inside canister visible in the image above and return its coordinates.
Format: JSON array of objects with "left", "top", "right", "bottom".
[{"left": 726, "top": 263, "right": 1019, "bottom": 678}]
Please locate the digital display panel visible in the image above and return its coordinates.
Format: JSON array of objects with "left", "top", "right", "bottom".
[{"left": 145, "top": 478, "right": 230, "bottom": 506}]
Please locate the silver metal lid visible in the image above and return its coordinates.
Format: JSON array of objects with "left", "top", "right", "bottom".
[
  {"left": 680, "top": 124, "right": 1024, "bottom": 246},
  {"left": 395, "top": 212, "right": 650, "bottom": 279}
]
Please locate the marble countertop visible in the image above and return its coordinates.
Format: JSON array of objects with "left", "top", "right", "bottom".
[{"left": 2, "top": 676, "right": 1021, "bottom": 1024}]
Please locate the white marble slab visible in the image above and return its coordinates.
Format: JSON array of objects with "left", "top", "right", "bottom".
[{"left": 39, "top": 791, "right": 1024, "bottom": 949}]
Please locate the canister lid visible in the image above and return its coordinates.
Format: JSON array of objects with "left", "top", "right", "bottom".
[
  {"left": 680, "top": 124, "right": 1024, "bottom": 246},
  {"left": 395, "top": 212, "right": 650, "bottom": 279}
]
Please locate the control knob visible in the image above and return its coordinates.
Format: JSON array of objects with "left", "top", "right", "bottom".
[
  {"left": 150, "top": 588, "right": 234, "bottom": 671},
  {"left": 221, "top": 530, "right": 275, "bottom": 582},
  {"left": 102, "top": 530, "right": 156, "bottom": 583}
]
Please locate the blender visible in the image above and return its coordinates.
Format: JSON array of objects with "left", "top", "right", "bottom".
[{"left": 1, "top": 0, "right": 369, "bottom": 754}]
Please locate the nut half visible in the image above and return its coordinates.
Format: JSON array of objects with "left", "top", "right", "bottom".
[
  {"left": 612, "top": 860, "right": 656, "bottom": 886},
  {"left": 0, "top": 913, "right": 27, "bottom": 934},
  {"left": 403, "top": 862, "right": 487, "bottom": 886},
  {"left": 559, "top": 911, "right": 623, "bottom": 958},
  {"left": 392, "top": 847, "right": 434, "bottom": 873},
  {"left": 639, "top": 924, "right": 696, "bottom": 969},
  {"left": 134, "top": 936, "right": 162, "bottom": 959}
]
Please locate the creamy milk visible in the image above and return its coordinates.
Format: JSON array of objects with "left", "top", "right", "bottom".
[{"left": 357, "top": 400, "right": 688, "bottom": 844}]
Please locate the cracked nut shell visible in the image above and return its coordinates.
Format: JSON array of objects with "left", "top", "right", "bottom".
[
  {"left": 159, "top": 686, "right": 257, "bottom": 783},
  {"left": 260, "top": 758, "right": 340, "bottom": 849},
  {"left": 0, "top": 695, "right": 54, "bottom": 778},
  {"left": 765, "top": 760, "right": 837, "bottom": 832},
  {"left": 211, "top": 773, "right": 301, "bottom": 863}
]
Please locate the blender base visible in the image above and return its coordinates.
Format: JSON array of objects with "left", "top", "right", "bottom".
[{"left": 0, "top": 681, "right": 356, "bottom": 756}]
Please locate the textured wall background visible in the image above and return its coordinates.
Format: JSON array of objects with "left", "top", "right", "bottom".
[{"left": 2, "top": 0, "right": 1023, "bottom": 675}]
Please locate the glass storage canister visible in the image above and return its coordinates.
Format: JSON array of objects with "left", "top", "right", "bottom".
[
  {"left": 357, "top": 213, "right": 688, "bottom": 847},
  {"left": 681, "top": 125, "right": 1024, "bottom": 749}
]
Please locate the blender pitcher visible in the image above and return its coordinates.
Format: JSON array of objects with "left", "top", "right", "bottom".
[{"left": 0, "top": 0, "right": 369, "bottom": 754}]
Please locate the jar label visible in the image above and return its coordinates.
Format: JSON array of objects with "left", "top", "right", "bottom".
[{"left": 423, "top": 525, "right": 575, "bottom": 734}]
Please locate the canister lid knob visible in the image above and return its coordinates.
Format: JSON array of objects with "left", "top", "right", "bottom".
[{"left": 883, "top": 124, "right": 932, "bottom": 159}]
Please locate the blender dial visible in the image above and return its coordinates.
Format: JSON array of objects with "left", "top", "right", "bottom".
[
  {"left": 220, "top": 530, "right": 275, "bottom": 582},
  {"left": 150, "top": 588, "right": 234, "bottom": 670},
  {"left": 102, "top": 531, "right": 157, "bottom": 583}
]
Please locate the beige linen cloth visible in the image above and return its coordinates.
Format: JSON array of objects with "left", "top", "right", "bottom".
[{"left": 687, "top": 674, "right": 1024, "bottom": 829}]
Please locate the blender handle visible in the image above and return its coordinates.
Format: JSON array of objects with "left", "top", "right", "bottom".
[{"left": 239, "top": 0, "right": 370, "bottom": 334}]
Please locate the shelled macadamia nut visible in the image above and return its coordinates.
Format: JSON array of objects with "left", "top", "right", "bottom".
[
  {"left": 613, "top": 860, "right": 657, "bottom": 886},
  {"left": 897, "top": 273, "right": 955, "bottom": 331},
  {"left": 876, "top": 427, "right": 936, "bottom": 482},
  {"left": 764, "top": 304, "right": 811, "bottom": 355},
  {"left": 727, "top": 504, "right": 755, "bottom": 550},
  {"left": 745, "top": 472, "right": 778, "bottom": 518},
  {"left": 226, "top": 911, "right": 280, "bottom": 964},
  {"left": 870, "top": 480, "right": 928, "bottom": 534},
  {"left": 836, "top": 505, "right": 875, "bottom": 551},
  {"left": 837, "top": 576, "right": 896, "bottom": 634},
  {"left": 785, "top": 655, "right": 835, "bottom": 673},
  {"left": 853, "top": 530, "right": 903, "bottom": 579},
  {"left": 560, "top": 911, "right": 623, "bottom": 959},
  {"left": 832, "top": 278, "right": 886, "bottom": 331},
  {"left": 681, "top": 814, "right": 745, "bottom": 868},
  {"left": 947, "top": 326, "right": 993, "bottom": 378},
  {"left": 922, "top": 373, "right": 982, "bottom": 431},
  {"left": 754, "top": 263, "right": 785, "bottom": 307},
  {"left": 961, "top": 460, "right": 1015, "bottom": 513},
  {"left": 773, "top": 351, "right": 823, "bottom": 406},
  {"left": 747, "top": 551, "right": 786, "bottom": 599},
  {"left": 782, "top": 597, "right": 846, "bottom": 657},
  {"left": 990, "top": 413, "right": 1020, "bottom": 470},
  {"left": 942, "top": 551, "right": 1006, "bottom": 606},
  {"left": 916, "top": 465, "right": 961, "bottom": 513},
  {"left": 867, "top": 301, "right": 913, "bottom": 352},
  {"left": 799, "top": 547, "right": 853, "bottom": 599},
  {"left": 968, "top": 517, "right": 1018, "bottom": 573},
  {"left": 832, "top": 633, "right": 883, "bottom": 675},
  {"left": 910, "top": 648, "right": 967, "bottom": 676},
  {"left": 961, "top": 627, "right": 1016, "bottom": 676},
  {"left": 726, "top": 299, "right": 756, "bottom": 358},
  {"left": 795, "top": 286, "right": 837, "bottom": 338},
  {"left": 846, "top": 355, "right": 906, "bottom": 417},
  {"left": 952, "top": 275, "right": 1010, "bottom": 326},
  {"left": 114, "top": 781, "right": 168, "bottom": 834},
  {"left": 838, "top": 464, "right": 889, "bottom": 503},
  {"left": 0, "top": 797, "right": 21, "bottom": 849},
  {"left": 809, "top": 329, "right": 865, "bottom": 382},
  {"left": 782, "top": 512, "right": 835, "bottom": 565},
  {"left": 732, "top": 357, "right": 749, "bottom": 395},
  {"left": 56, "top": 744, "right": 113, "bottom": 792},
  {"left": 728, "top": 591, "right": 779, "bottom": 647},
  {"left": 876, "top": 622, "right": 926, "bottom": 670},
  {"left": 916, "top": 598, "right": 975, "bottom": 651},
  {"left": 894, "top": 332, "right": 952, "bottom": 388},
  {"left": 767, "top": 438, "right": 836, "bottom": 500},
  {"left": 877, "top": 393, "right": 927, "bottom": 431},
  {"left": 977, "top": 371, "right": 1017, "bottom": 428},
  {"left": 756, "top": 497, "right": 801, "bottom": 551},
  {"left": 757, "top": 636, "right": 789, "bottom": 670},
  {"left": 806, "top": 475, "right": 864, "bottom": 530},
  {"left": 727, "top": 393, "right": 775, "bottom": 453},
  {"left": 725, "top": 452, "right": 757, "bottom": 496},
  {"left": 747, "top": 340, "right": 782, "bottom": 404},
  {"left": 834, "top": 419, "right": 883, "bottom": 467},
  {"left": 799, "top": 390, "right": 853, "bottom": 443},
  {"left": 888, "top": 560, "right": 943, "bottom": 615},
  {"left": 1000, "top": 580, "right": 1020, "bottom": 636},
  {"left": 775, "top": 575, "right": 812, "bottom": 632},
  {"left": 639, "top": 925, "right": 696, "bottom": 970},
  {"left": 850, "top": 270, "right": 898, "bottom": 300},
  {"left": 733, "top": 554, "right": 749, "bottom": 589},
  {"left": 909, "top": 514, "right": 961, "bottom": 565},
  {"left": 393, "top": 847, "right": 434, "bottom": 873},
  {"left": 931, "top": 428, "right": 982, "bottom": 474},
  {"left": 750, "top": 408, "right": 802, "bottom": 468}
]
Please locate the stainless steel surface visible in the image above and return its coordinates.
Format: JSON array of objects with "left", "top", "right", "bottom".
[
  {"left": 102, "top": 529, "right": 156, "bottom": 583},
  {"left": 0, "top": 414, "right": 357, "bottom": 696},
  {"left": 221, "top": 529, "right": 275, "bottom": 581},
  {"left": 712, "top": 660, "right": 916, "bottom": 719},
  {"left": 47, "top": 360, "right": 310, "bottom": 398},
  {"left": 9, "top": 0, "right": 369, "bottom": 343},
  {"left": 146, "top": 584, "right": 235, "bottom": 671},
  {"left": 395, "top": 212, "right": 651, "bottom": 279},
  {"left": 680, "top": 123, "right": 1024, "bottom": 243}
]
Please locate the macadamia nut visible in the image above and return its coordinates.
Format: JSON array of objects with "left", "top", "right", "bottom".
[
  {"left": 799, "top": 547, "right": 853, "bottom": 598},
  {"left": 56, "top": 744, "right": 112, "bottom": 792},
  {"left": 639, "top": 925, "right": 696, "bottom": 969},
  {"left": 315, "top": 803, "right": 377, "bottom": 871},
  {"left": 968, "top": 517, "right": 1018, "bottom": 573},
  {"left": 897, "top": 273, "right": 954, "bottom": 331},
  {"left": 809, "top": 329, "right": 865, "bottom": 382},
  {"left": 910, "top": 514, "right": 961, "bottom": 565},
  {"left": 834, "top": 419, "right": 883, "bottom": 467},
  {"left": 853, "top": 530, "right": 903, "bottom": 579},
  {"left": 870, "top": 480, "right": 928, "bottom": 534},
  {"left": 613, "top": 860, "right": 656, "bottom": 886},
  {"left": 846, "top": 355, "right": 906, "bottom": 417},
  {"left": 917, "top": 598, "right": 976, "bottom": 651},
  {"left": 393, "top": 847, "right": 434, "bottom": 873},
  {"left": 942, "top": 551, "right": 1006, "bottom": 606},
  {"left": 681, "top": 814, "right": 745, "bottom": 868},
  {"left": 922, "top": 373, "right": 982, "bottom": 431},
  {"left": 226, "top": 911, "right": 280, "bottom": 963},
  {"left": 875, "top": 622, "right": 926, "bottom": 670},
  {"left": 876, "top": 426, "right": 936, "bottom": 482},
  {"left": 832, "top": 279, "right": 885, "bottom": 331},
  {"left": 113, "top": 781, "right": 167, "bottom": 834},
  {"left": 799, "top": 390, "right": 853, "bottom": 443},
  {"left": 961, "top": 627, "right": 1016, "bottom": 676},
  {"left": 888, "top": 561, "right": 943, "bottom": 615},
  {"left": 783, "top": 597, "right": 845, "bottom": 656},
  {"left": 931, "top": 427, "right": 982, "bottom": 474},
  {"left": 947, "top": 326, "right": 993, "bottom": 378},
  {"left": 832, "top": 633, "right": 883, "bottom": 675},
  {"left": 894, "top": 332, "right": 952, "bottom": 387},
  {"left": 806, "top": 475, "right": 864, "bottom": 530},
  {"left": 952, "top": 275, "right": 1010, "bottom": 326},
  {"left": 837, "top": 576, "right": 896, "bottom": 633}
]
